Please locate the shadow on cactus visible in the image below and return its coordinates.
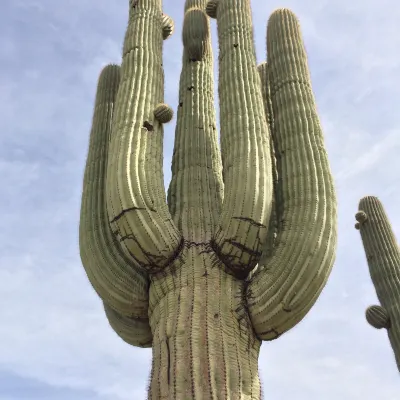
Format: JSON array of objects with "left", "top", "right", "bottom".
[
  {"left": 79, "top": 0, "right": 337, "bottom": 398},
  {"left": 355, "top": 196, "right": 400, "bottom": 372}
]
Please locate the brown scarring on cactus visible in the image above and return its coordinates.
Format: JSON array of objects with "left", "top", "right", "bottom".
[
  {"left": 355, "top": 196, "right": 400, "bottom": 371},
  {"left": 79, "top": 2, "right": 337, "bottom": 398}
]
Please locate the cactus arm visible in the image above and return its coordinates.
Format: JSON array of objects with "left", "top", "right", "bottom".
[
  {"left": 246, "top": 9, "right": 337, "bottom": 340},
  {"left": 355, "top": 196, "right": 400, "bottom": 370},
  {"left": 166, "top": 0, "right": 224, "bottom": 242},
  {"left": 104, "top": 302, "right": 152, "bottom": 347},
  {"left": 106, "top": 0, "right": 182, "bottom": 273},
  {"left": 79, "top": 64, "right": 151, "bottom": 331},
  {"left": 210, "top": 0, "right": 274, "bottom": 278}
]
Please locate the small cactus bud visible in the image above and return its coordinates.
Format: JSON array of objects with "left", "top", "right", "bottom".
[
  {"left": 355, "top": 222, "right": 360, "bottom": 230},
  {"left": 154, "top": 103, "right": 174, "bottom": 123},
  {"left": 205, "top": 0, "right": 218, "bottom": 19},
  {"left": 162, "top": 14, "right": 174, "bottom": 40},
  {"left": 366, "top": 305, "right": 390, "bottom": 329},
  {"left": 355, "top": 210, "right": 368, "bottom": 224}
]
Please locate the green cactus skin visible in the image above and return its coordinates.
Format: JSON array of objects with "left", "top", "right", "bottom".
[
  {"left": 162, "top": 14, "right": 174, "bottom": 40},
  {"left": 79, "top": 2, "right": 337, "bottom": 398},
  {"left": 79, "top": 64, "right": 152, "bottom": 347},
  {"left": 355, "top": 196, "right": 400, "bottom": 371},
  {"left": 245, "top": 9, "right": 337, "bottom": 340}
]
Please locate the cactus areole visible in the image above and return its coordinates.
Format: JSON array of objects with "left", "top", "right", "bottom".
[{"left": 79, "top": 1, "right": 337, "bottom": 398}]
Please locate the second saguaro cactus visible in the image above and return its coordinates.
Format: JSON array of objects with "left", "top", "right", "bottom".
[
  {"left": 356, "top": 196, "right": 400, "bottom": 371},
  {"left": 79, "top": 0, "right": 337, "bottom": 398}
]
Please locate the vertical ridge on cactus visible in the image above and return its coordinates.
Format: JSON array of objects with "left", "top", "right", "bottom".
[
  {"left": 79, "top": 1, "right": 337, "bottom": 398},
  {"left": 211, "top": 0, "right": 274, "bottom": 277},
  {"left": 79, "top": 64, "right": 151, "bottom": 324},
  {"left": 245, "top": 8, "right": 337, "bottom": 340},
  {"left": 355, "top": 196, "right": 400, "bottom": 371}
]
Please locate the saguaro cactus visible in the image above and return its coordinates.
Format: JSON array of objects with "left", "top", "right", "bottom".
[
  {"left": 355, "top": 196, "right": 400, "bottom": 371},
  {"left": 79, "top": 1, "right": 337, "bottom": 398}
]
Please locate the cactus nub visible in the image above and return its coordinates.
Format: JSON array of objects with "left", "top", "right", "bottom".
[
  {"left": 79, "top": 4, "right": 337, "bottom": 398},
  {"left": 366, "top": 305, "right": 391, "bottom": 329},
  {"left": 356, "top": 196, "right": 400, "bottom": 371},
  {"left": 162, "top": 14, "right": 174, "bottom": 40},
  {"left": 154, "top": 103, "right": 174, "bottom": 123},
  {"left": 205, "top": 0, "right": 218, "bottom": 19},
  {"left": 355, "top": 210, "right": 368, "bottom": 224}
]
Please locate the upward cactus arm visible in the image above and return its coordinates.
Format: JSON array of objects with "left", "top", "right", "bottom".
[
  {"left": 166, "top": 0, "right": 224, "bottom": 242},
  {"left": 79, "top": 64, "right": 151, "bottom": 334},
  {"left": 356, "top": 196, "right": 400, "bottom": 370},
  {"left": 246, "top": 9, "right": 337, "bottom": 340},
  {"left": 106, "top": 0, "right": 182, "bottom": 273},
  {"left": 210, "top": 0, "right": 273, "bottom": 278}
]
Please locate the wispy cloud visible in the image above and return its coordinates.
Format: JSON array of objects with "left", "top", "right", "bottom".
[{"left": 1, "top": 0, "right": 399, "bottom": 399}]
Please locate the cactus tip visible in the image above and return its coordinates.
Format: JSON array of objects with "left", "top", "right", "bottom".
[
  {"left": 182, "top": 9, "right": 209, "bottom": 62},
  {"left": 268, "top": 7, "right": 298, "bottom": 23},
  {"left": 358, "top": 195, "right": 381, "bottom": 209}
]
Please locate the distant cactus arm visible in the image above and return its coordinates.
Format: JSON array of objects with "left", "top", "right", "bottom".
[
  {"left": 210, "top": 0, "right": 274, "bottom": 278},
  {"left": 79, "top": 65, "right": 151, "bottom": 329},
  {"left": 246, "top": 9, "right": 337, "bottom": 340},
  {"left": 106, "top": 0, "right": 182, "bottom": 273},
  {"left": 356, "top": 196, "right": 400, "bottom": 370},
  {"left": 167, "top": 0, "right": 223, "bottom": 242}
]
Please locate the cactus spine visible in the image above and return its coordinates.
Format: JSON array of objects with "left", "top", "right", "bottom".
[
  {"left": 79, "top": 1, "right": 337, "bottom": 398},
  {"left": 355, "top": 196, "right": 400, "bottom": 371}
]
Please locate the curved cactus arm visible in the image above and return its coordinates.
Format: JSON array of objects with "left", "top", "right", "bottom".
[
  {"left": 79, "top": 64, "right": 151, "bottom": 324},
  {"left": 210, "top": 0, "right": 274, "bottom": 278},
  {"left": 104, "top": 303, "right": 152, "bottom": 348},
  {"left": 246, "top": 9, "right": 337, "bottom": 340},
  {"left": 106, "top": 0, "right": 182, "bottom": 274},
  {"left": 355, "top": 196, "right": 400, "bottom": 370},
  {"left": 167, "top": 0, "right": 224, "bottom": 242}
]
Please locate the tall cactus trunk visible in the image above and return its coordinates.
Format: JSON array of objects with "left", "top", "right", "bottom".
[{"left": 148, "top": 250, "right": 261, "bottom": 399}]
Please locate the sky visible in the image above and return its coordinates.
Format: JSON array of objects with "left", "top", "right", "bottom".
[{"left": 1, "top": 0, "right": 400, "bottom": 399}]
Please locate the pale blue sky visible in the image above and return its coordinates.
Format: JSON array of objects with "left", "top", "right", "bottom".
[{"left": 1, "top": 0, "right": 400, "bottom": 399}]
